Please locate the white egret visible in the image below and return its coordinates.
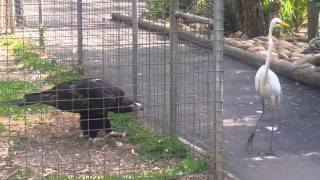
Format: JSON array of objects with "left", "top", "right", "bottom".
[{"left": 247, "top": 18, "right": 288, "bottom": 155}]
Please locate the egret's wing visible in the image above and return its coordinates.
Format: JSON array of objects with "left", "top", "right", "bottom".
[{"left": 268, "top": 70, "right": 282, "bottom": 96}]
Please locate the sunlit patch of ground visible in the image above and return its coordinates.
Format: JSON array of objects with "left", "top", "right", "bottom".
[{"left": 0, "top": 111, "right": 177, "bottom": 179}]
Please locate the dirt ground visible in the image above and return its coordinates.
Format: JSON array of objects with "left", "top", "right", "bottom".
[{"left": 0, "top": 46, "right": 179, "bottom": 179}]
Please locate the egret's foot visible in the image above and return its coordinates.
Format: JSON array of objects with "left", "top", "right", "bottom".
[
  {"left": 105, "top": 131, "right": 126, "bottom": 139},
  {"left": 258, "top": 150, "right": 278, "bottom": 157},
  {"left": 246, "top": 133, "right": 256, "bottom": 150}
]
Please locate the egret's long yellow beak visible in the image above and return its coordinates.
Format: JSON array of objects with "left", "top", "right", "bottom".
[{"left": 279, "top": 22, "right": 289, "bottom": 27}]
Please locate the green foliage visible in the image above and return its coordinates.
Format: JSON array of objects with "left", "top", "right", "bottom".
[
  {"left": 44, "top": 65, "right": 85, "bottom": 84},
  {"left": 0, "top": 37, "right": 83, "bottom": 117},
  {"left": 0, "top": 81, "right": 43, "bottom": 117},
  {"left": 263, "top": 0, "right": 307, "bottom": 32},
  {"left": 108, "top": 113, "right": 207, "bottom": 177},
  {"left": 143, "top": 0, "right": 213, "bottom": 20},
  {"left": 43, "top": 155, "right": 207, "bottom": 179},
  {"left": 144, "top": 0, "right": 170, "bottom": 19},
  {"left": 193, "top": 0, "right": 214, "bottom": 18},
  {"left": 0, "top": 122, "right": 5, "bottom": 134},
  {"left": 9, "top": 166, "right": 33, "bottom": 179},
  {"left": 10, "top": 133, "right": 27, "bottom": 150},
  {"left": 174, "top": 154, "right": 207, "bottom": 174},
  {"left": 0, "top": 36, "right": 84, "bottom": 84},
  {"left": 109, "top": 112, "right": 188, "bottom": 159},
  {"left": 0, "top": 36, "right": 207, "bottom": 179}
]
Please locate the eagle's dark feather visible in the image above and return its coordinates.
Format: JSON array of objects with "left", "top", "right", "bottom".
[{"left": 4, "top": 78, "right": 143, "bottom": 138}]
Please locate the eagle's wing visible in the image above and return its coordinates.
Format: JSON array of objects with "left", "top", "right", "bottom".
[{"left": 70, "top": 78, "right": 116, "bottom": 111}]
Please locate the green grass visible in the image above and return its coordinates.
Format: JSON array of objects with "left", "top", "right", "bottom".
[
  {"left": 0, "top": 81, "right": 45, "bottom": 117},
  {"left": 43, "top": 174, "right": 175, "bottom": 180},
  {"left": 0, "top": 122, "right": 5, "bottom": 134},
  {"left": 109, "top": 112, "right": 188, "bottom": 159},
  {"left": 42, "top": 156, "right": 207, "bottom": 180},
  {"left": 9, "top": 133, "right": 27, "bottom": 150},
  {"left": 109, "top": 112, "right": 207, "bottom": 176},
  {"left": 0, "top": 36, "right": 84, "bottom": 83},
  {"left": 0, "top": 36, "right": 208, "bottom": 178},
  {"left": 7, "top": 166, "right": 33, "bottom": 180}
]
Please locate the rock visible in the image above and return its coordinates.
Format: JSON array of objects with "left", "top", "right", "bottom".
[
  {"left": 257, "top": 50, "right": 279, "bottom": 60},
  {"left": 293, "top": 33, "right": 305, "bottom": 38},
  {"left": 253, "top": 39, "right": 265, "bottom": 46},
  {"left": 255, "top": 36, "right": 268, "bottom": 42},
  {"left": 254, "top": 36, "right": 279, "bottom": 43},
  {"left": 276, "top": 40, "right": 295, "bottom": 49},
  {"left": 263, "top": 43, "right": 276, "bottom": 51},
  {"left": 291, "top": 52, "right": 304, "bottom": 58},
  {"left": 246, "top": 40, "right": 255, "bottom": 44},
  {"left": 234, "top": 31, "right": 243, "bottom": 38},
  {"left": 278, "top": 48, "right": 292, "bottom": 57},
  {"left": 278, "top": 52, "right": 289, "bottom": 59},
  {"left": 290, "top": 57, "right": 301, "bottom": 61},
  {"left": 247, "top": 45, "right": 265, "bottom": 52},
  {"left": 240, "top": 33, "right": 249, "bottom": 40},
  {"left": 237, "top": 43, "right": 252, "bottom": 49},
  {"left": 286, "top": 57, "right": 300, "bottom": 62},
  {"left": 233, "top": 37, "right": 241, "bottom": 41},
  {"left": 272, "top": 37, "right": 279, "bottom": 43},
  {"left": 295, "top": 42, "right": 307, "bottom": 47},
  {"left": 231, "top": 41, "right": 243, "bottom": 47},
  {"left": 224, "top": 38, "right": 235, "bottom": 45},
  {"left": 229, "top": 31, "right": 243, "bottom": 38}
]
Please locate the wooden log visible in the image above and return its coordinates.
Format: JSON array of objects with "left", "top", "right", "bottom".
[
  {"left": 111, "top": 13, "right": 320, "bottom": 89},
  {"left": 175, "top": 11, "right": 213, "bottom": 25},
  {"left": 295, "top": 54, "right": 320, "bottom": 67}
]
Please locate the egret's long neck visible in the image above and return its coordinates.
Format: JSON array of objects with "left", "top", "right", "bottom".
[{"left": 264, "top": 24, "right": 274, "bottom": 81}]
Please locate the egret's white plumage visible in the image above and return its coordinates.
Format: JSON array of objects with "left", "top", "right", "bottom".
[
  {"left": 255, "top": 65, "right": 282, "bottom": 106},
  {"left": 247, "top": 18, "right": 288, "bottom": 156}
]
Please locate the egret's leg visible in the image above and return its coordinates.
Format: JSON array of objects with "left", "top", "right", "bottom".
[
  {"left": 247, "top": 97, "right": 265, "bottom": 149},
  {"left": 266, "top": 110, "right": 276, "bottom": 156}
]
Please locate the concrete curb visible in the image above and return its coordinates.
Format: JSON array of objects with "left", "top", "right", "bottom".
[{"left": 111, "top": 13, "right": 320, "bottom": 89}]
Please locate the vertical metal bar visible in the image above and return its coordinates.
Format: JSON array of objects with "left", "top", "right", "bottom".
[
  {"left": 102, "top": 17, "right": 106, "bottom": 79},
  {"left": 5, "top": 0, "right": 14, "bottom": 34},
  {"left": 210, "top": 0, "right": 224, "bottom": 180},
  {"left": 38, "top": 0, "right": 44, "bottom": 49},
  {"left": 9, "top": 0, "right": 14, "bottom": 33},
  {"left": 132, "top": 0, "right": 138, "bottom": 101},
  {"left": 77, "top": 0, "right": 83, "bottom": 65},
  {"left": 169, "top": 0, "right": 178, "bottom": 135}
]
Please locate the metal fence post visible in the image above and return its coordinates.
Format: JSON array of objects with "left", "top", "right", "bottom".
[
  {"left": 38, "top": 0, "right": 44, "bottom": 50},
  {"left": 102, "top": 17, "right": 106, "bottom": 78},
  {"left": 211, "top": 0, "right": 224, "bottom": 179},
  {"left": 77, "top": 0, "right": 83, "bottom": 65},
  {"left": 169, "top": 0, "right": 178, "bottom": 135},
  {"left": 132, "top": 0, "right": 138, "bottom": 101}
]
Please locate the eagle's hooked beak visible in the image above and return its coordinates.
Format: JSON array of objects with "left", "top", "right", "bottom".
[{"left": 130, "top": 102, "right": 144, "bottom": 111}]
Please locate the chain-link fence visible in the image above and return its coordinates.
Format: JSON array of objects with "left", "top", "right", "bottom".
[{"left": 0, "top": 0, "right": 224, "bottom": 179}]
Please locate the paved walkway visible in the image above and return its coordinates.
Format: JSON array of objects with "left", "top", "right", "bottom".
[{"left": 224, "top": 55, "right": 320, "bottom": 180}]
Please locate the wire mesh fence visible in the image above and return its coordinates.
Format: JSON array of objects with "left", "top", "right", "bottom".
[{"left": 0, "top": 0, "right": 224, "bottom": 179}]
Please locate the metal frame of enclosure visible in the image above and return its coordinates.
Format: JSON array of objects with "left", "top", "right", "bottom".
[{"left": 0, "top": 0, "right": 224, "bottom": 179}]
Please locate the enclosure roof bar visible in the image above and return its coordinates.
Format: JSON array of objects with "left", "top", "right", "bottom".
[{"left": 175, "top": 11, "right": 213, "bottom": 25}]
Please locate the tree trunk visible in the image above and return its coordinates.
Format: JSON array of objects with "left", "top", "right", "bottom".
[
  {"left": 224, "top": 0, "right": 240, "bottom": 34},
  {"left": 239, "top": 0, "right": 265, "bottom": 38},
  {"left": 266, "top": 0, "right": 281, "bottom": 24},
  {"left": 308, "top": 0, "right": 320, "bottom": 40}
]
